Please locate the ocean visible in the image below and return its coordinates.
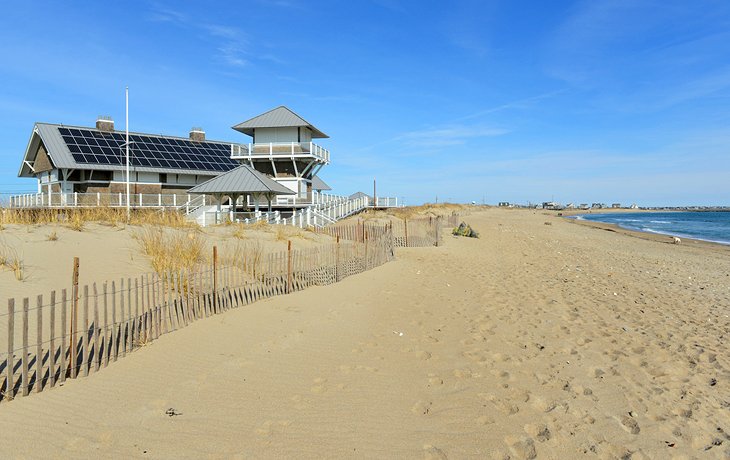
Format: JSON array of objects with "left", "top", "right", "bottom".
[{"left": 573, "top": 211, "right": 730, "bottom": 245}]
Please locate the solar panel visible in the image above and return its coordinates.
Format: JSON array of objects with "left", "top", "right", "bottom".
[{"left": 58, "top": 126, "right": 239, "bottom": 172}]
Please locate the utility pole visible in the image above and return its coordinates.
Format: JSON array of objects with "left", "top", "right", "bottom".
[
  {"left": 373, "top": 177, "right": 376, "bottom": 209},
  {"left": 125, "top": 86, "right": 130, "bottom": 222}
]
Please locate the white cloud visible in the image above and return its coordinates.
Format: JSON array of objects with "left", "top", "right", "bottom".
[{"left": 397, "top": 125, "right": 509, "bottom": 147}]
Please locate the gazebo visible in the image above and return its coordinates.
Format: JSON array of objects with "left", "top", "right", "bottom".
[{"left": 187, "top": 164, "right": 295, "bottom": 223}]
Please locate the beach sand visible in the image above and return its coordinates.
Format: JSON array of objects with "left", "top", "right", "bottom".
[{"left": 0, "top": 208, "right": 728, "bottom": 458}]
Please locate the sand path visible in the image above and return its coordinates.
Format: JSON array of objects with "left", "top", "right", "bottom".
[{"left": 0, "top": 209, "right": 728, "bottom": 458}]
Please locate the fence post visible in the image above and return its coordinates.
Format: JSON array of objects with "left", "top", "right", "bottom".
[
  {"left": 69, "top": 257, "right": 79, "bottom": 378},
  {"left": 6, "top": 299, "right": 14, "bottom": 400},
  {"left": 336, "top": 236, "right": 340, "bottom": 282},
  {"left": 19, "top": 298, "right": 29, "bottom": 397},
  {"left": 212, "top": 246, "right": 218, "bottom": 314},
  {"left": 36, "top": 295, "right": 43, "bottom": 393},
  {"left": 287, "top": 240, "right": 292, "bottom": 293},
  {"left": 404, "top": 218, "right": 409, "bottom": 247}
]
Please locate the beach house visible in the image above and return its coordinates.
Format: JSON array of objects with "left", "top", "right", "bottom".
[{"left": 17, "top": 106, "right": 330, "bottom": 207}]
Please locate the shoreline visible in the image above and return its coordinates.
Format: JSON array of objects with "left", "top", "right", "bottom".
[{"left": 563, "top": 214, "right": 730, "bottom": 253}]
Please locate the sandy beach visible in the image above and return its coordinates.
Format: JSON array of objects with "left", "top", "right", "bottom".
[{"left": 0, "top": 208, "right": 728, "bottom": 458}]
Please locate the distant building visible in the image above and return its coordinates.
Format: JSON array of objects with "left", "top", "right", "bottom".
[
  {"left": 611, "top": 203, "right": 621, "bottom": 208},
  {"left": 565, "top": 203, "right": 575, "bottom": 209},
  {"left": 579, "top": 203, "right": 589, "bottom": 210},
  {"left": 630, "top": 203, "right": 639, "bottom": 209},
  {"left": 542, "top": 201, "right": 563, "bottom": 210},
  {"left": 498, "top": 201, "right": 510, "bottom": 207},
  {"left": 591, "top": 203, "right": 605, "bottom": 209}
]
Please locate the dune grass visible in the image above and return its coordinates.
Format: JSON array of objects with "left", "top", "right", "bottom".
[
  {"left": 134, "top": 226, "right": 205, "bottom": 276},
  {"left": 0, "top": 239, "right": 25, "bottom": 281},
  {"left": 0, "top": 208, "right": 197, "bottom": 229}
]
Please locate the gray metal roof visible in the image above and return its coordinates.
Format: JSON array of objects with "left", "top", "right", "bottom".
[
  {"left": 232, "top": 106, "right": 328, "bottom": 138},
  {"left": 18, "top": 122, "right": 241, "bottom": 178},
  {"left": 311, "top": 175, "right": 332, "bottom": 191},
  {"left": 188, "top": 164, "right": 295, "bottom": 195},
  {"left": 349, "top": 191, "right": 371, "bottom": 200}
]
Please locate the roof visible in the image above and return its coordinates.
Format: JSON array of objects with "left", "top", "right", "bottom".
[
  {"left": 311, "top": 175, "right": 331, "bottom": 191},
  {"left": 187, "top": 164, "right": 295, "bottom": 195},
  {"left": 19, "top": 123, "right": 242, "bottom": 178},
  {"left": 232, "top": 106, "right": 328, "bottom": 139},
  {"left": 349, "top": 191, "right": 371, "bottom": 200}
]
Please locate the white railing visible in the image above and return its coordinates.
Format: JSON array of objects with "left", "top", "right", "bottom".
[
  {"left": 8, "top": 192, "right": 196, "bottom": 209},
  {"left": 373, "top": 197, "right": 399, "bottom": 207},
  {"left": 230, "top": 141, "right": 330, "bottom": 164}
]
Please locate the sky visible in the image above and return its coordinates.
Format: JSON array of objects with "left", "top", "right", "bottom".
[{"left": 1, "top": 0, "right": 729, "bottom": 206}]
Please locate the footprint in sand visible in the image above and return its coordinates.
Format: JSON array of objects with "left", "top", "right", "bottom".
[
  {"left": 417, "top": 350, "right": 432, "bottom": 360},
  {"left": 476, "top": 415, "right": 495, "bottom": 426},
  {"left": 479, "top": 393, "right": 519, "bottom": 415},
  {"left": 255, "top": 420, "right": 293, "bottom": 436},
  {"left": 505, "top": 436, "right": 537, "bottom": 460},
  {"left": 310, "top": 377, "right": 328, "bottom": 394},
  {"left": 524, "top": 424, "right": 551, "bottom": 442},
  {"left": 411, "top": 400, "right": 433, "bottom": 415},
  {"left": 423, "top": 444, "right": 447, "bottom": 459},
  {"left": 532, "top": 396, "right": 558, "bottom": 413},
  {"left": 618, "top": 414, "right": 640, "bottom": 434},
  {"left": 452, "top": 368, "right": 474, "bottom": 379}
]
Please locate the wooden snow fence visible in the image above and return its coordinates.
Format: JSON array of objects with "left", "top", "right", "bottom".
[
  {"left": 0, "top": 216, "right": 456, "bottom": 404},
  {"left": 319, "top": 214, "right": 459, "bottom": 248}
]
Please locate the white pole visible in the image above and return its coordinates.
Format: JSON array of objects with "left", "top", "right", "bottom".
[{"left": 125, "top": 86, "right": 130, "bottom": 222}]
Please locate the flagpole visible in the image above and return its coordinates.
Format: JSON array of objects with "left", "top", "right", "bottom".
[{"left": 125, "top": 86, "right": 130, "bottom": 222}]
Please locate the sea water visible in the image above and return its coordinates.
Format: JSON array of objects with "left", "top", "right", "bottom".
[{"left": 573, "top": 211, "right": 730, "bottom": 245}]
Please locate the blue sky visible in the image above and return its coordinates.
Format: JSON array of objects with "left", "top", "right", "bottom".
[{"left": 1, "top": 0, "right": 729, "bottom": 206}]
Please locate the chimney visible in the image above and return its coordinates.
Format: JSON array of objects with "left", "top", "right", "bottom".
[
  {"left": 96, "top": 115, "right": 114, "bottom": 132},
  {"left": 190, "top": 127, "right": 205, "bottom": 142}
]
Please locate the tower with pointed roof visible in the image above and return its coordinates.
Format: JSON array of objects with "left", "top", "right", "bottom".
[{"left": 230, "top": 106, "right": 330, "bottom": 205}]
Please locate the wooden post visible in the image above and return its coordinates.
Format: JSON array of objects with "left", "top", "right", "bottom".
[
  {"left": 22, "top": 298, "right": 29, "bottom": 396},
  {"left": 35, "top": 295, "right": 43, "bottom": 393},
  {"left": 404, "top": 218, "right": 409, "bottom": 247},
  {"left": 49, "top": 291, "right": 56, "bottom": 387},
  {"left": 111, "top": 281, "right": 118, "bottom": 362},
  {"left": 102, "top": 282, "right": 109, "bottom": 368},
  {"left": 82, "top": 285, "right": 89, "bottom": 377},
  {"left": 60, "top": 290, "right": 67, "bottom": 384},
  {"left": 134, "top": 278, "right": 140, "bottom": 348},
  {"left": 287, "top": 240, "right": 292, "bottom": 294},
  {"left": 93, "top": 284, "right": 100, "bottom": 373},
  {"left": 364, "top": 230, "right": 368, "bottom": 271},
  {"left": 336, "top": 236, "right": 340, "bottom": 282},
  {"left": 127, "top": 278, "right": 132, "bottom": 353},
  {"left": 69, "top": 257, "right": 79, "bottom": 378},
  {"left": 213, "top": 246, "right": 218, "bottom": 314},
  {"left": 119, "top": 279, "right": 126, "bottom": 356},
  {"left": 145, "top": 274, "right": 151, "bottom": 340},
  {"left": 6, "top": 299, "right": 14, "bottom": 400}
]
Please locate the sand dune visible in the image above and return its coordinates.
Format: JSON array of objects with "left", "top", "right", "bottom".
[{"left": 0, "top": 208, "right": 728, "bottom": 458}]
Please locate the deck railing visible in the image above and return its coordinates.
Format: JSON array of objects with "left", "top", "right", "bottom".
[
  {"left": 8, "top": 192, "right": 196, "bottom": 209},
  {"left": 231, "top": 141, "right": 330, "bottom": 164}
]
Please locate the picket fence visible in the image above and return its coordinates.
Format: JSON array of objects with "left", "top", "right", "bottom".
[{"left": 0, "top": 215, "right": 456, "bottom": 403}]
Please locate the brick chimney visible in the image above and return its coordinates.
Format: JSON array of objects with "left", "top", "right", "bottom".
[
  {"left": 189, "top": 127, "right": 205, "bottom": 142},
  {"left": 96, "top": 116, "right": 114, "bottom": 132}
]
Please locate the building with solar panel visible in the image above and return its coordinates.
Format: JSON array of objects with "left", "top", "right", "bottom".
[{"left": 16, "top": 106, "right": 343, "bottom": 216}]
